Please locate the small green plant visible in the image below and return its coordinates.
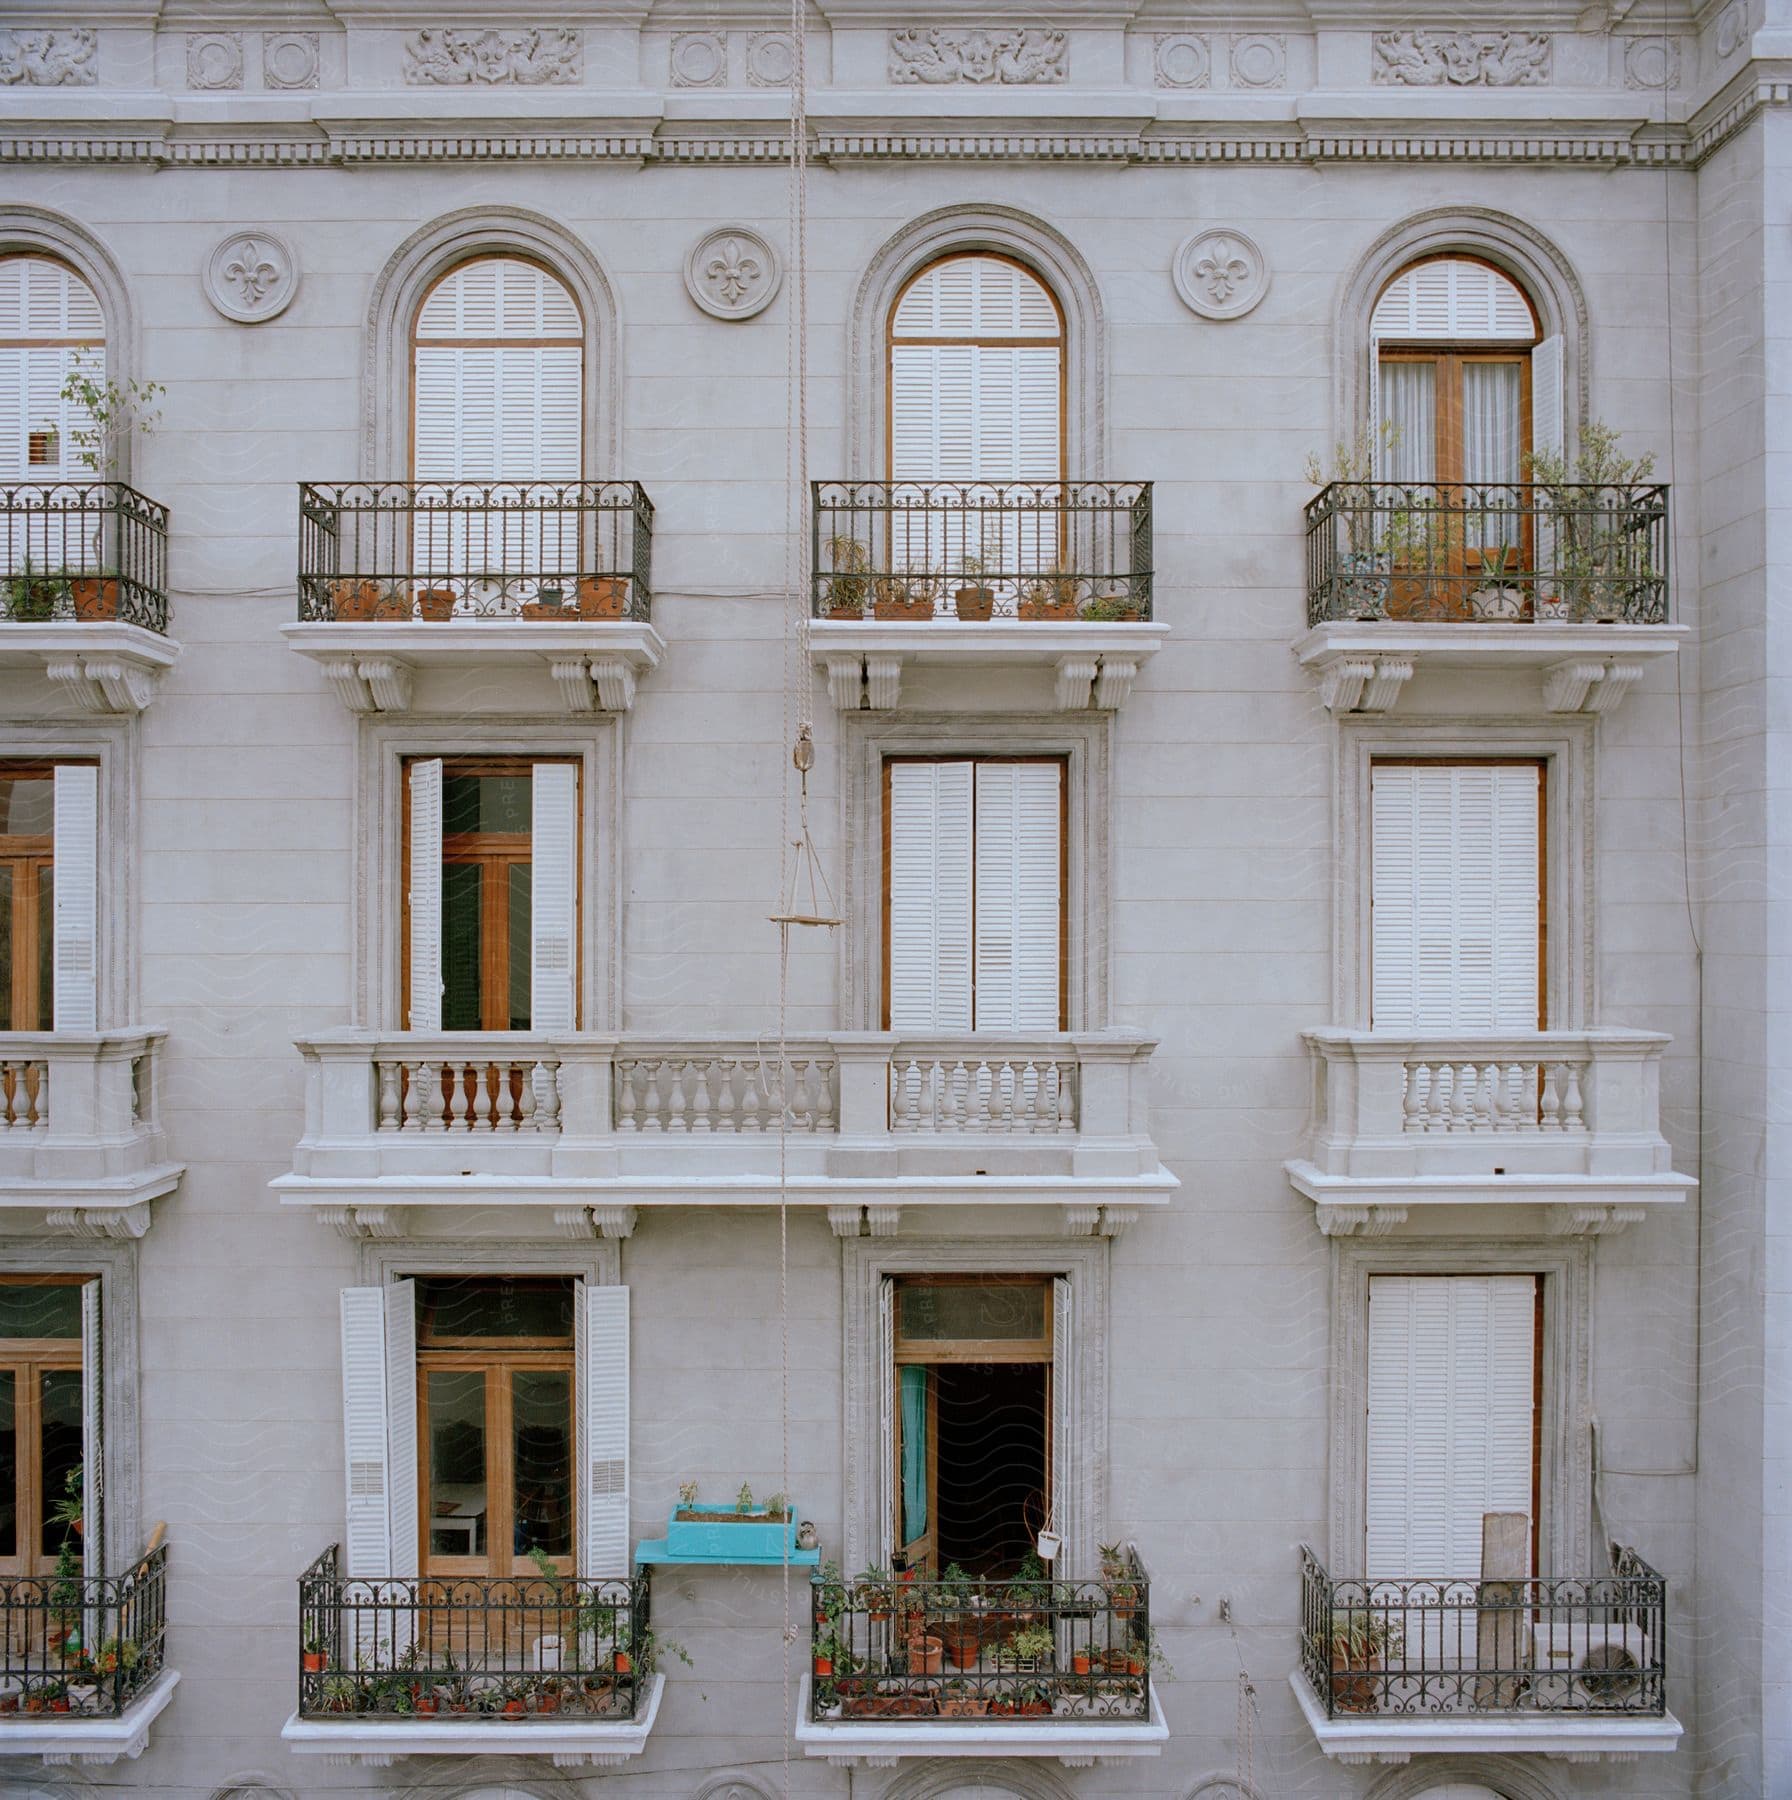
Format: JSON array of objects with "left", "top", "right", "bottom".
[
  {"left": 1525, "top": 422, "right": 1662, "bottom": 621},
  {"left": 1078, "top": 590, "right": 1145, "bottom": 622},
  {"left": 854, "top": 1564, "right": 895, "bottom": 1614},
  {"left": 940, "top": 1561, "right": 971, "bottom": 1589},
  {"left": 813, "top": 1559, "right": 846, "bottom": 1621},
  {"left": 735, "top": 1480, "right": 754, "bottom": 1513},
  {"left": 636, "top": 1628, "right": 692, "bottom": 1676},
  {"left": 1317, "top": 1607, "right": 1403, "bottom": 1662},
  {"left": 55, "top": 354, "right": 163, "bottom": 477},
  {"left": 677, "top": 1479, "right": 699, "bottom": 1507},
  {"left": 51, "top": 1463, "right": 82, "bottom": 1537},
  {"left": 1006, "top": 1622, "right": 1055, "bottom": 1665},
  {"left": 824, "top": 535, "right": 872, "bottom": 613}
]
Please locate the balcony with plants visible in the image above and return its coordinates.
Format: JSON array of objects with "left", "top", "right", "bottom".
[
  {"left": 280, "top": 1546, "right": 665, "bottom": 1767},
  {"left": 794, "top": 1545, "right": 1168, "bottom": 1767},
  {"left": 808, "top": 481, "right": 1165, "bottom": 711},
  {"left": 1293, "top": 1544, "right": 1682, "bottom": 1765},
  {"left": 275, "top": 1029, "right": 1168, "bottom": 1241},
  {"left": 1296, "top": 428, "right": 1682, "bottom": 716},
  {"left": 0, "top": 1533, "right": 176, "bottom": 1766},
  {"left": 285, "top": 480, "right": 662, "bottom": 714}
]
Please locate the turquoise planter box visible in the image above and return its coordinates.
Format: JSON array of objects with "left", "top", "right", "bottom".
[{"left": 666, "top": 1506, "right": 798, "bottom": 1561}]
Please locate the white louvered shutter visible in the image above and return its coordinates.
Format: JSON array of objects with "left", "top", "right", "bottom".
[
  {"left": 340, "top": 1286, "right": 394, "bottom": 1578},
  {"left": 879, "top": 1275, "right": 896, "bottom": 1565},
  {"left": 1050, "top": 1275, "right": 1075, "bottom": 1564},
  {"left": 0, "top": 259, "right": 104, "bottom": 488},
  {"left": 530, "top": 763, "right": 578, "bottom": 1032},
  {"left": 81, "top": 1278, "right": 104, "bottom": 1585},
  {"left": 888, "top": 762, "right": 973, "bottom": 1032},
  {"left": 1372, "top": 260, "right": 1534, "bottom": 342},
  {"left": 52, "top": 764, "right": 99, "bottom": 1031},
  {"left": 384, "top": 1281, "right": 418, "bottom": 1589},
  {"left": 974, "top": 763, "right": 1062, "bottom": 1031},
  {"left": 1366, "top": 1275, "right": 1537, "bottom": 1605},
  {"left": 577, "top": 1282, "right": 630, "bottom": 1579},
  {"left": 407, "top": 759, "right": 443, "bottom": 1031},
  {"left": 1370, "top": 764, "right": 1541, "bottom": 1032},
  {"left": 1530, "top": 334, "right": 1565, "bottom": 595}
]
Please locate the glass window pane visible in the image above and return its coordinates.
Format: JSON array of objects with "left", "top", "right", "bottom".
[
  {"left": 440, "top": 862, "right": 483, "bottom": 1031},
  {"left": 444, "top": 773, "right": 531, "bottom": 837},
  {"left": 35, "top": 866, "right": 51, "bottom": 1031},
  {"left": 0, "top": 1371, "right": 15, "bottom": 1559},
  {"left": 427, "top": 1370, "right": 487, "bottom": 1559},
  {"left": 1462, "top": 362, "right": 1524, "bottom": 486},
  {"left": 0, "top": 777, "right": 53, "bottom": 838},
  {"left": 512, "top": 1371, "right": 572, "bottom": 1558},
  {"left": 0, "top": 865, "right": 12, "bottom": 1032},
  {"left": 417, "top": 1277, "right": 575, "bottom": 1344},
  {"left": 898, "top": 1280, "right": 1047, "bottom": 1342},
  {"left": 0, "top": 1284, "right": 83, "bottom": 1339},
  {"left": 508, "top": 862, "right": 531, "bottom": 1031},
  {"left": 38, "top": 1369, "right": 81, "bottom": 1561},
  {"left": 1379, "top": 359, "right": 1437, "bottom": 484}
]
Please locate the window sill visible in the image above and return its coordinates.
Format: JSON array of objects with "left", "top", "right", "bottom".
[
  {"left": 281, "top": 618, "right": 665, "bottom": 714},
  {"left": 810, "top": 618, "right": 1168, "bottom": 712},
  {"left": 0, "top": 1667, "right": 179, "bottom": 1765},
  {"left": 280, "top": 1671, "right": 663, "bottom": 1767},
  {"left": 1290, "top": 1671, "right": 1682, "bottom": 1765},
  {"left": 794, "top": 1673, "right": 1168, "bottom": 1768}
]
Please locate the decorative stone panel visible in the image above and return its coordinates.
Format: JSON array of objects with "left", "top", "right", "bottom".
[
  {"left": 1172, "top": 229, "right": 1269, "bottom": 320},
  {"left": 262, "top": 32, "right": 320, "bottom": 91},
  {"left": 1623, "top": 36, "right": 1681, "bottom": 90},
  {"left": 186, "top": 33, "right": 244, "bottom": 90},
  {"left": 0, "top": 28, "right": 97, "bottom": 86},
  {"left": 1228, "top": 33, "right": 1285, "bottom": 89},
  {"left": 685, "top": 227, "right": 782, "bottom": 321},
  {"left": 204, "top": 231, "right": 299, "bottom": 323},
  {"left": 1373, "top": 31, "right": 1553, "bottom": 86},
  {"left": 1153, "top": 33, "right": 1210, "bottom": 89},
  {"left": 669, "top": 32, "right": 727, "bottom": 88},
  {"left": 888, "top": 28, "right": 1067, "bottom": 85},
  {"left": 745, "top": 32, "right": 794, "bottom": 87},
  {"left": 403, "top": 28, "right": 582, "bottom": 86}
]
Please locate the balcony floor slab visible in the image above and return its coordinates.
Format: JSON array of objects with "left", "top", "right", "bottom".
[
  {"left": 0, "top": 1668, "right": 179, "bottom": 1765},
  {"left": 794, "top": 1673, "right": 1168, "bottom": 1767},
  {"left": 1290, "top": 1671, "right": 1682, "bottom": 1764},
  {"left": 280, "top": 1671, "right": 663, "bottom": 1766}
]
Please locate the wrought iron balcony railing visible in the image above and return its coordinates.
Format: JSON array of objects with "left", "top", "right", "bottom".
[
  {"left": 297, "top": 482, "right": 653, "bottom": 623},
  {"left": 0, "top": 1542, "right": 168, "bottom": 1718},
  {"left": 296, "top": 1545, "right": 652, "bottom": 1723},
  {"left": 0, "top": 484, "right": 169, "bottom": 634},
  {"left": 1298, "top": 1544, "right": 1666, "bottom": 1721},
  {"left": 1304, "top": 482, "right": 1669, "bottom": 628},
  {"left": 808, "top": 1556, "right": 1154, "bottom": 1723},
  {"left": 812, "top": 481, "right": 1152, "bottom": 622}
]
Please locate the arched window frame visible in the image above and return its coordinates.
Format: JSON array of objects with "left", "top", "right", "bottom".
[
  {"left": 0, "top": 212, "right": 134, "bottom": 484},
  {"left": 363, "top": 210, "right": 619, "bottom": 482},
  {"left": 849, "top": 205, "right": 1107, "bottom": 481}
]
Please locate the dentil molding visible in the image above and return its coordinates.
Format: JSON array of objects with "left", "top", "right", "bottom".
[
  {"left": 889, "top": 27, "right": 1067, "bottom": 84},
  {"left": 1172, "top": 228, "right": 1270, "bottom": 320},
  {"left": 204, "top": 230, "right": 299, "bottom": 323},
  {"left": 684, "top": 226, "right": 782, "bottom": 320}
]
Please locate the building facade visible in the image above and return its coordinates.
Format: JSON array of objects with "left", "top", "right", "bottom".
[{"left": 0, "top": 0, "right": 1785, "bottom": 1796}]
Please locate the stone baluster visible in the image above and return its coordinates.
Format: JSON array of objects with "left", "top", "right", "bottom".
[
  {"left": 517, "top": 1062, "right": 537, "bottom": 1132},
  {"left": 714, "top": 1059, "right": 737, "bottom": 1131},
  {"left": 685, "top": 1058, "right": 712, "bottom": 1132},
  {"left": 377, "top": 1061, "right": 401, "bottom": 1131},
  {"left": 949, "top": 1060, "right": 969, "bottom": 1131},
  {"left": 1403, "top": 1062, "right": 1428, "bottom": 1132},
  {"left": 493, "top": 1060, "right": 517, "bottom": 1130},
  {"left": 889, "top": 1061, "right": 914, "bottom": 1132},
  {"left": 744, "top": 1060, "right": 767, "bottom": 1131},
  {"left": 471, "top": 1062, "right": 493, "bottom": 1132},
  {"left": 1540, "top": 1062, "right": 1563, "bottom": 1129},
  {"left": 665, "top": 1060, "right": 689, "bottom": 1131},
  {"left": 1471, "top": 1062, "right": 1496, "bottom": 1130},
  {"left": 783, "top": 1058, "right": 806, "bottom": 1129},
  {"left": 418, "top": 1062, "right": 445, "bottom": 1131},
  {"left": 1450, "top": 1064, "right": 1475, "bottom": 1131},
  {"left": 815, "top": 1060, "right": 836, "bottom": 1132},
  {"left": 640, "top": 1060, "right": 665, "bottom": 1132},
  {"left": 1562, "top": 1061, "right": 1586, "bottom": 1130},
  {"left": 401, "top": 1062, "right": 423, "bottom": 1131},
  {"left": 616, "top": 1061, "right": 640, "bottom": 1130},
  {"left": 535, "top": 1059, "right": 561, "bottom": 1131}
]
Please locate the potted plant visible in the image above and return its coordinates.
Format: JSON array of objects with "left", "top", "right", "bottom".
[
  {"left": 57, "top": 355, "right": 164, "bottom": 480},
  {"left": 1019, "top": 573, "right": 1080, "bottom": 621},
  {"left": 1077, "top": 588, "right": 1147, "bottom": 623},
  {"left": 937, "top": 1677, "right": 989, "bottom": 1717},
  {"left": 69, "top": 573, "right": 120, "bottom": 620},
  {"left": 414, "top": 583, "right": 457, "bottom": 621},
  {"left": 634, "top": 1628, "right": 693, "bottom": 1678},
  {"left": 823, "top": 536, "right": 873, "bottom": 619},
  {"left": 53, "top": 1464, "right": 83, "bottom": 1540},
  {"left": 856, "top": 1565, "right": 894, "bottom": 1622},
  {"left": 812, "top": 1630, "right": 842, "bottom": 1680},
  {"left": 667, "top": 1482, "right": 798, "bottom": 1558},
  {"left": 1525, "top": 422, "right": 1660, "bottom": 623},
  {"left": 328, "top": 577, "right": 384, "bottom": 620},
  {"left": 5, "top": 564, "right": 63, "bottom": 622},
  {"left": 812, "top": 1559, "right": 845, "bottom": 1627},
  {"left": 1304, "top": 423, "right": 1412, "bottom": 618},
  {"left": 576, "top": 574, "right": 630, "bottom": 618},
  {"left": 1466, "top": 543, "right": 1528, "bottom": 620},
  {"left": 873, "top": 568, "right": 939, "bottom": 621},
  {"left": 301, "top": 1634, "right": 328, "bottom": 1674},
  {"left": 522, "top": 582, "right": 571, "bottom": 621},
  {"left": 906, "top": 1628, "right": 944, "bottom": 1676},
  {"left": 1001, "top": 1622, "right": 1055, "bottom": 1672},
  {"left": 952, "top": 555, "right": 996, "bottom": 621},
  {"left": 1317, "top": 1608, "right": 1400, "bottom": 1715}
]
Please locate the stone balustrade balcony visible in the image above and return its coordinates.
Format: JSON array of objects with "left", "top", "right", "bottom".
[
  {"left": 1285, "top": 1028, "right": 1694, "bottom": 1238},
  {"left": 275, "top": 1029, "right": 1170, "bottom": 1240},
  {"left": 0, "top": 1030, "right": 181, "bottom": 1237}
]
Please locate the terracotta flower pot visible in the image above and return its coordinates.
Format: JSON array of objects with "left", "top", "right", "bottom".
[
  {"left": 576, "top": 575, "right": 629, "bottom": 619},
  {"left": 1329, "top": 1650, "right": 1382, "bottom": 1714},
  {"left": 503, "top": 1697, "right": 526, "bottom": 1715},
  {"left": 612, "top": 1650, "right": 632, "bottom": 1675},
  {"left": 906, "top": 1635, "right": 944, "bottom": 1676},
  {"left": 521, "top": 600, "right": 571, "bottom": 620},
  {"left": 874, "top": 589, "right": 933, "bottom": 621},
  {"left": 813, "top": 1655, "right": 833, "bottom": 1678},
  {"left": 301, "top": 1651, "right": 326, "bottom": 1673},
  {"left": 69, "top": 579, "right": 117, "bottom": 622},
  {"left": 415, "top": 1694, "right": 439, "bottom": 1714},
  {"left": 1019, "top": 589, "right": 1076, "bottom": 621},
  {"left": 330, "top": 578, "right": 384, "bottom": 621},
  {"left": 953, "top": 585, "right": 995, "bottom": 622},
  {"left": 1071, "top": 1652, "right": 1093, "bottom": 1676},
  {"left": 50, "top": 1698, "right": 70, "bottom": 1714},
  {"left": 415, "top": 587, "right": 456, "bottom": 621},
  {"left": 938, "top": 1621, "right": 983, "bottom": 1670}
]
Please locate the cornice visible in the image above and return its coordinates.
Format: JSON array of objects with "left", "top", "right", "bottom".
[{"left": 2, "top": 63, "right": 1786, "bottom": 166}]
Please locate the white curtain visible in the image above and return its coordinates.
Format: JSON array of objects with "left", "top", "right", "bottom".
[
  {"left": 1462, "top": 362, "right": 1523, "bottom": 558},
  {"left": 1377, "top": 360, "right": 1435, "bottom": 486}
]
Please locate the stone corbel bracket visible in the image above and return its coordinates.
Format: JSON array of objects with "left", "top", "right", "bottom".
[
  {"left": 42, "top": 1201, "right": 154, "bottom": 1239},
  {"left": 1315, "top": 655, "right": 1413, "bottom": 715},
  {"left": 46, "top": 656, "right": 166, "bottom": 714},
  {"left": 1542, "top": 658, "right": 1644, "bottom": 713},
  {"left": 318, "top": 1205, "right": 406, "bottom": 1240},
  {"left": 1315, "top": 1203, "right": 1409, "bottom": 1238},
  {"left": 555, "top": 1204, "right": 639, "bottom": 1239},
  {"left": 1551, "top": 1203, "right": 1647, "bottom": 1236}
]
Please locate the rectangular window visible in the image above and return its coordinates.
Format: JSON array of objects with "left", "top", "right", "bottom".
[
  {"left": 1365, "top": 1274, "right": 1541, "bottom": 1585},
  {"left": 884, "top": 757, "right": 1065, "bottom": 1032},
  {"left": 403, "top": 757, "right": 579, "bottom": 1032},
  {"left": 0, "top": 764, "right": 98, "bottom": 1033},
  {"left": 1370, "top": 760, "right": 1544, "bottom": 1031},
  {"left": 0, "top": 1277, "right": 91, "bottom": 1578}
]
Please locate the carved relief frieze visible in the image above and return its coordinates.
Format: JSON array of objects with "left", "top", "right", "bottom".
[
  {"left": 1153, "top": 33, "right": 1209, "bottom": 89},
  {"left": 187, "top": 32, "right": 244, "bottom": 91},
  {"left": 403, "top": 28, "right": 581, "bottom": 86},
  {"left": 263, "top": 32, "right": 320, "bottom": 91},
  {"left": 889, "top": 28, "right": 1067, "bottom": 86},
  {"left": 1229, "top": 33, "right": 1284, "bottom": 89},
  {"left": 746, "top": 32, "right": 794, "bottom": 87},
  {"left": 0, "top": 28, "right": 97, "bottom": 86},
  {"left": 1373, "top": 31, "right": 1552, "bottom": 87}
]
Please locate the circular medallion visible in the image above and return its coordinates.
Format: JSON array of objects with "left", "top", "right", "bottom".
[
  {"left": 684, "top": 226, "right": 783, "bottom": 321},
  {"left": 203, "top": 230, "right": 299, "bottom": 324},
  {"left": 1154, "top": 33, "right": 1211, "bottom": 88},
  {"left": 1172, "top": 228, "right": 1270, "bottom": 321}
]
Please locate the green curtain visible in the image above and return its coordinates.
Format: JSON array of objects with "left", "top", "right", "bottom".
[{"left": 899, "top": 1365, "right": 928, "bottom": 1543}]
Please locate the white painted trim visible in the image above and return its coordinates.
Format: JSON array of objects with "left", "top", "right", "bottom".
[{"left": 0, "top": 1667, "right": 178, "bottom": 1764}]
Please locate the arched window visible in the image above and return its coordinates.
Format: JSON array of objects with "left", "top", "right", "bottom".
[
  {"left": 0, "top": 254, "right": 104, "bottom": 483},
  {"left": 412, "top": 255, "right": 582, "bottom": 482},
  {"left": 1370, "top": 255, "right": 1558, "bottom": 486}
]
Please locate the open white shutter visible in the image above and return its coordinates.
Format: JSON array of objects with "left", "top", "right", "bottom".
[
  {"left": 578, "top": 1283, "right": 630, "bottom": 1578},
  {"left": 1050, "top": 1276, "right": 1075, "bottom": 1565},
  {"left": 879, "top": 1275, "right": 896, "bottom": 1566},
  {"left": 1370, "top": 764, "right": 1540, "bottom": 1032},
  {"left": 888, "top": 762, "right": 973, "bottom": 1031},
  {"left": 1368, "top": 344, "right": 1384, "bottom": 479},
  {"left": 407, "top": 759, "right": 443, "bottom": 1031},
  {"left": 1531, "top": 336, "right": 1565, "bottom": 469},
  {"left": 384, "top": 1282, "right": 418, "bottom": 1583},
  {"left": 530, "top": 763, "right": 578, "bottom": 1032},
  {"left": 340, "top": 1287, "right": 394, "bottom": 1578},
  {"left": 52, "top": 764, "right": 99, "bottom": 1031},
  {"left": 1367, "top": 1275, "right": 1535, "bottom": 1591},
  {"left": 973, "top": 763, "right": 1062, "bottom": 1031},
  {"left": 81, "top": 1279, "right": 104, "bottom": 1584}
]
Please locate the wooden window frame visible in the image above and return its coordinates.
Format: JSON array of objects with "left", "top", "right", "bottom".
[
  {"left": 1369, "top": 756, "right": 1549, "bottom": 1032},
  {"left": 0, "top": 1273, "right": 90, "bottom": 1580},
  {"left": 880, "top": 754, "right": 1070, "bottom": 1034},
  {"left": 0, "top": 763, "right": 85, "bottom": 1034},
  {"left": 400, "top": 755, "right": 582, "bottom": 1033}
]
